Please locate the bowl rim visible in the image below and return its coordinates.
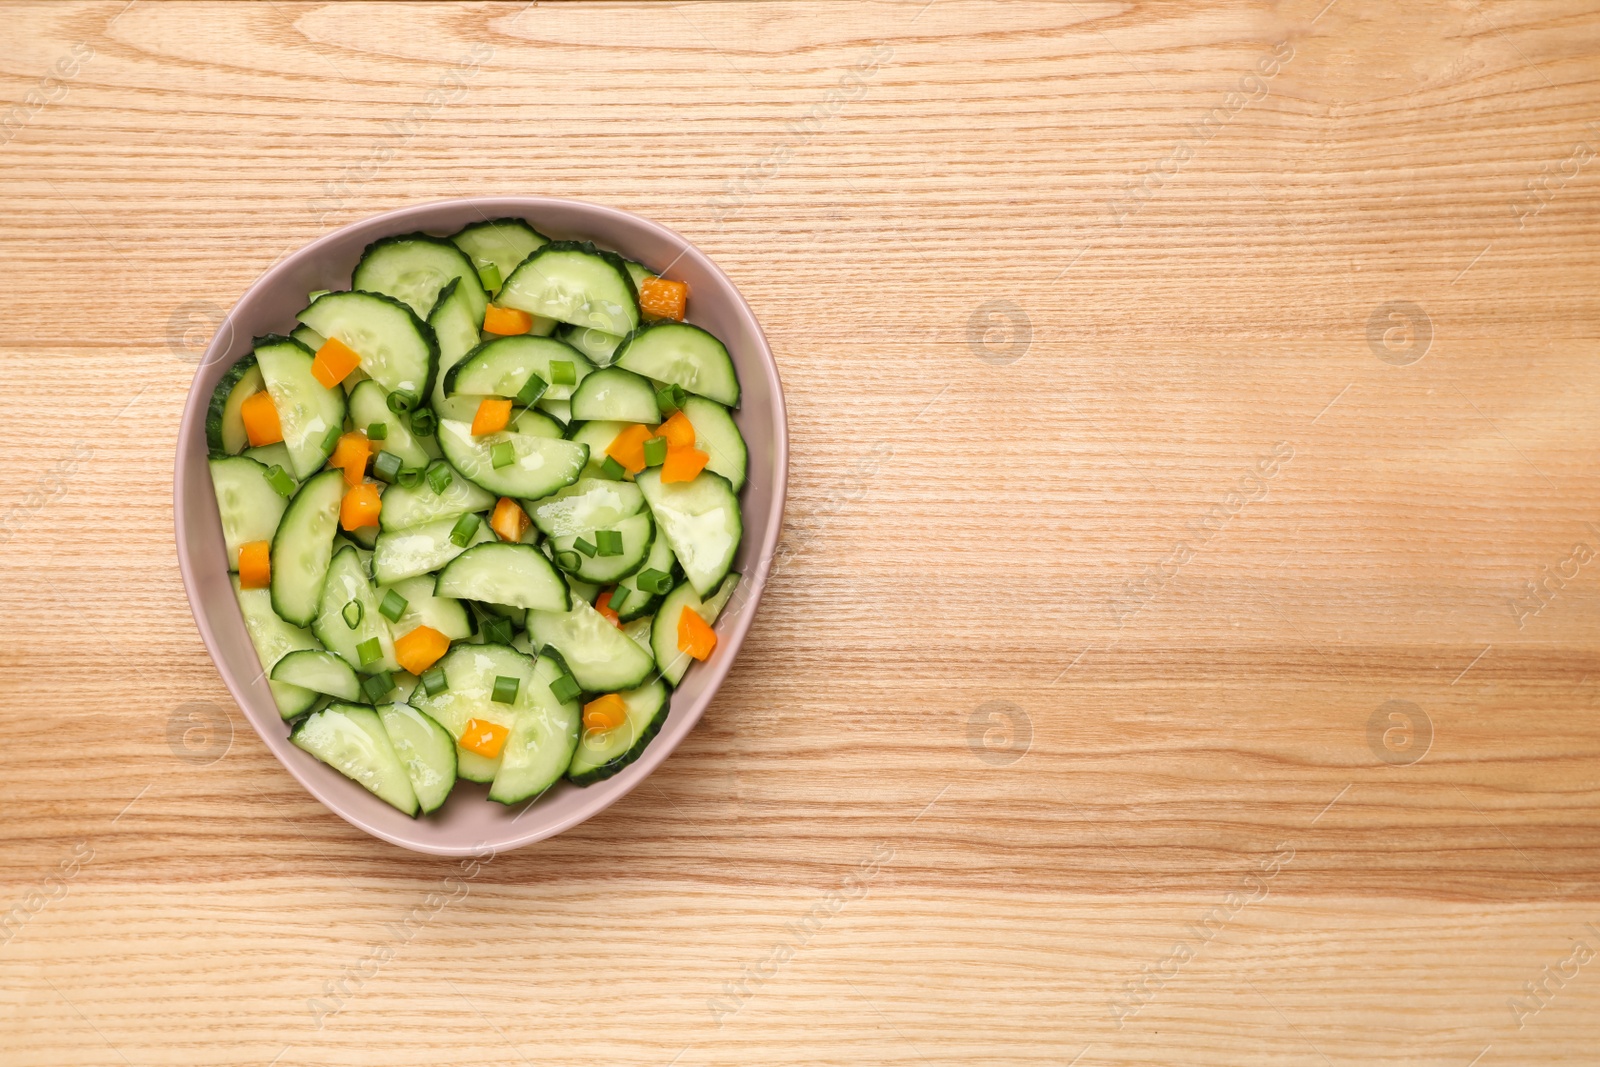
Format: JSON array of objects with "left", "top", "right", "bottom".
[{"left": 174, "top": 196, "right": 787, "bottom": 855}]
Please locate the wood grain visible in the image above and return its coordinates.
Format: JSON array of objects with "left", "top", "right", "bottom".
[{"left": 3, "top": 0, "right": 1599, "bottom": 1062}]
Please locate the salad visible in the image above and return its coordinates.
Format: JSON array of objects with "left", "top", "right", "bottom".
[{"left": 206, "top": 220, "right": 747, "bottom": 815}]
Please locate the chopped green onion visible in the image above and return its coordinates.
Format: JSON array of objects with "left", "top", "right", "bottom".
[
  {"left": 655, "top": 383, "right": 686, "bottom": 414},
  {"left": 491, "top": 675, "right": 520, "bottom": 704},
  {"left": 482, "top": 615, "right": 513, "bottom": 645},
  {"left": 549, "top": 360, "right": 576, "bottom": 386},
  {"left": 608, "top": 586, "right": 631, "bottom": 611},
  {"left": 426, "top": 461, "right": 453, "bottom": 495},
  {"left": 490, "top": 441, "right": 516, "bottom": 469},
  {"left": 387, "top": 389, "right": 419, "bottom": 414},
  {"left": 409, "top": 408, "right": 436, "bottom": 438},
  {"left": 321, "top": 424, "right": 342, "bottom": 455},
  {"left": 549, "top": 673, "right": 581, "bottom": 704},
  {"left": 372, "top": 450, "right": 403, "bottom": 484},
  {"left": 573, "top": 536, "right": 597, "bottom": 557},
  {"left": 264, "top": 464, "right": 296, "bottom": 497},
  {"left": 361, "top": 671, "right": 394, "bottom": 702},
  {"left": 397, "top": 467, "right": 423, "bottom": 489},
  {"left": 554, "top": 550, "right": 581, "bottom": 571},
  {"left": 477, "top": 262, "right": 502, "bottom": 292},
  {"left": 599, "top": 455, "right": 626, "bottom": 480},
  {"left": 634, "top": 567, "right": 673, "bottom": 594},
  {"left": 421, "top": 666, "right": 448, "bottom": 696},
  {"left": 594, "top": 528, "right": 624, "bottom": 556},
  {"left": 515, "top": 372, "right": 548, "bottom": 407},
  {"left": 642, "top": 436, "right": 668, "bottom": 467},
  {"left": 308, "top": 289, "right": 331, "bottom": 302},
  {"left": 342, "top": 599, "right": 363, "bottom": 629},
  {"left": 378, "top": 589, "right": 408, "bottom": 623},
  {"left": 356, "top": 637, "right": 383, "bottom": 666},
  {"left": 365, "top": 421, "right": 388, "bottom": 440},
  {"left": 449, "top": 513, "right": 479, "bottom": 547}
]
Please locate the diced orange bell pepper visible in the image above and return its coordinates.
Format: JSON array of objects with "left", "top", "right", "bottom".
[
  {"left": 472, "top": 397, "right": 513, "bottom": 436},
  {"left": 582, "top": 693, "right": 628, "bottom": 732},
  {"left": 677, "top": 606, "right": 717, "bottom": 660},
  {"left": 661, "top": 444, "right": 710, "bottom": 483},
  {"left": 311, "top": 337, "right": 363, "bottom": 389},
  {"left": 330, "top": 431, "right": 370, "bottom": 486},
  {"left": 595, "top": 589, "right": 621, "bottom": 627},
  {"left": 459, "top": 718, "right": 510, "bottom": 759},
  {"left": 340, "top": 482, "right": 382, "bottom": 531},
  {"left": 638, "top": 276, "right": 688, "bottom": 321},
  {"left": 238, "top": 540, "right": 271, "bottom": 588},
  {"left": 240, "top": 390, "right": 283, "bottom": 447},
  {"left": 489, "top": 496, "right": 529, "bottom": 543},
  {"left": 482, "top": 304, "right": 533, "bottom": 336},
  {"left": 656, "top": 410, "right": 696, "bottom": 448},
  {"left": 393, "top": 624, "right": 450, "bottom": 675},
  {"left": 605, "top": 423, "right": 653, "bottom": 474}
]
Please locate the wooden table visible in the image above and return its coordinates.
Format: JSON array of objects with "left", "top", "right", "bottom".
[{"left": 4, "top": 1, "right": 1598, "bottom": 1063}]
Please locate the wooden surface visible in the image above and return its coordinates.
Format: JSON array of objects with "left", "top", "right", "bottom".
[{"left": 3, "top": 0, "right": 1599, "bottom": 1063}]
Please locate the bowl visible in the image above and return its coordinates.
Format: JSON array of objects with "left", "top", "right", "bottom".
[{"left": 174, "top": 197, "right": 787, "bottom": 855}]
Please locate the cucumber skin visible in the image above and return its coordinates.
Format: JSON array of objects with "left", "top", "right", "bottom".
[
  {"left": 568, "top": 689, "right": 670, "bottom": 786},
  {"left": 206, "top": 354, "right": 259, "bottom": 455}
]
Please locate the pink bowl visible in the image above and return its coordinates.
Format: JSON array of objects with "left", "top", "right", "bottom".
[{"left": 175, "top": 198, "right": 787, "bottom": 855}]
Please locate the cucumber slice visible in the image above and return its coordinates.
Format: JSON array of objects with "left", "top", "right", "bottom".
[
  {"left": 291, "top": 703, "right": 420, "bottom": 816},
  {"left": 378, "top": 463, "right": 495, "bottom": 531},
  {"left": 567, "top": 420, "right": 634, "bottom": 480},
  {"left": 378, "top": 574, "right": 472, "bottom": 641},
  {"left": 497, "top": 241, "right": 640, "bottom": 336},
  {"left": 449, "top": 218, "right": 549, "bottom": 297},
  {"left": 332, "top": 533, "right": 373, "bottom": 578},
  {"left": 615, "top": 322, "right": 740, "bottom": 408},
  {"left": 352, "top": 232, "right": 489, "bottom": 326},
  {"left": 435, "top": 418, "right": 588, "bottom": 500},
  {"left": 443, "top": 335, "right": 594, "bottom": 403},
  {"left": 549, "top": 510, "right": 654, "bottom": 584},
  {"left": 209, "top": 456, "right": 289, "bottom": 570},
  {"left": 299, "top": 290, "right": 439, "bottom": 403},
  {"left": 621, "top": 615, "right": 653, "bottom": 654},
  {"left": 562, "top": 567, "right": 601, "bottom": 607},
  {"left": 623, "top": 261, "right": 652, "bottom": 288},
  {"left": 488, "top": 654, "right": 582, "bottom": 804},
  {"left": 371, "top": 512, "right": 495, "bottom": 586},
  {"left": 255, "top": 335, "right": 346, "bottom": 479},
  {"left": 538, "top": 398, "right": 571, "bottom": 426},
  {"left": 242, "top": 442, "right": 296, "bottom": 482},
  {"left": 426, "top": 278, "right": 487, "bottom": 424},
  {"left": 554, "top": 323, "right": 625, "bottom": 367},
  {"left": 513, "top": 407, "right": 565, "bottom": 439},
  {"left": 680, "top": 396, "right": 747, "bottom": 493},
  {"left": 313, "top": 545, "right": 398, "bottom": 672},
  {"left": 610, "top": 524, "right": 678, "bottom": 621},
  {"left": 527, "top": 597, "right": 655, "bottom": 692},
  {"left": 232, "top": 576, "right": 321, "bottom": 719},
  {"left": 567, "top": 679, "right": 669, "bottom": 785},
  {"left": 270, "top": 648, "right": 362, "bottom": 701},
  {"left": 377, "top": 702, "right": 457, "bottom": 814},
  {"left": 269, "top": 469, "right": 345, "bottom": 626},
  {"left": 206, "top": 356, "right": 263, "bottom": 455},
  {"left": 408, "top": 643, "right": 538, "bottom": 783},
  {"left": 569, "top": 366, "right": 661, "bottom": 424},
  {"left": 528, "top": 477, "right": 645, "bottom": 537},
  {"left": 651, "top": 573, "right": 741, "bottom": 686},
  {"left": 635, "top": 469, "right": 742, "bottom": 597},
  {"left": 434, "top": 542, "right": 571, "bottom": 613},
  {"left": 290, "top": 324, "right": 326, "bottom": 353},
  {"left": 349, "top": 379, "right": 431, "bottom": 469}
]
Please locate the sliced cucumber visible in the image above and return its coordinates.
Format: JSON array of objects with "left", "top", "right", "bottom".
[
  {"left": 352, "top": 232, "right": 488, "bottom": 326},
  {"left": 450, "top": 219, "right": 548, "bottom": 297},
  {"left": 538, "top": 398, "right": 571, "bottom": 426},
  {"left": 610, "top": 525, "right": 678, "bottom": 621},
  {"left": 270, "top": 648, "right": 362, "bottom": 701},
  {"left": 233, "top": 576, "right": 321, "bottom": 719},
  {"left": 680, "top": 396, "right": 747, "bottom": 493},
  {"left": 528, "top": 477, "right": 645, "bottom": 537},
  {"left": 371, "top": 512, "right": 495, "bottom": 586},
  {"left": 444, "top": 335, "right": 594, "bottom": 402},
  {"left": 567, "top": 679, "right": 669, "bottom": 785},
  {"left": 255, "top": 335, "right": 346, "bottom": 479},
  {"left": 332, "top": 533, "right": 373, "bottom": 578},
  {"left": 408, "top": 643, "right": 538, "bottom": 783},
  {"left": 377, "top": 702, "right": 457, "bottom": 814},
  {"left": 206, "top": 355, "right": 262, "bottom": 455},
  {"left": 243, "top": 442, "right": 296, "bottom": 481},
  {"left": 291, "top": 703, "right": 419, "bottom": 816},
  {"left": 550, "top": 509, "right": 653, "bottom": 584},
  {"left": 314, "top": 545, "right": 398, "bottom": 672},
  {"left": 623, "top": 261, "right": 652, "bottom": 288},
  {"left": 488, "top": 654, "right": 581, "bottom": 805},
  {"left": 209, "top": 456, "right": 289, "bottom": 570},
  {"left": 269, "top": 469, "right": 345, "bottom": 626},
  {"left": 563, "top": 567, "right": 601, "bottom": 607},
  {"left": 635, "top": 469, "right": 741, "bottom": 597},
  {"left": 426, "top": 277, "right": 486, "bottom": 424},
  {"left": 621, "top": 615, "right": 653, "bottom": 654},
  {"left": 527, "top": 597, "right": 655, "bottom": 692},
  {"left": 497, "top": 241, "right": 639, "bottom": 336},
  {"left": 299, "top": 290, "right": 439, "bottom": 402},
  {"left": 349, "top": 379, "right": 431, "bottom": 469},
  {"left": 554, "top": 322, "right": 626, "bottom": 367},
  {"left": 569, "top": 366, "right": 661, "bottom": 424},
  {"left": 568, "top": 420, "right": 634, "bottom": 480},
  {"left": 435, "top": 418, "right": 587, "bottom": 500},
  {"left": 513, "top": 407, "right": 565, "bottom": 439},
  {"left": 378, "top": 463, "right": 495, "bottom": 531},
  {"left": 290, "top": 324, "right": 326, "bottom": 353},
  {"left": 378, "top": 574, "right": 472, "bottom": 641},
  {"left": 434, "top": 542, "right": 571, "bottom": 613},
  {"left": 615, "top": 321, "right": 739, "bottom": 408},
  {"left": 651, "top": 573, "right": 741, "bottom": 686}
]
